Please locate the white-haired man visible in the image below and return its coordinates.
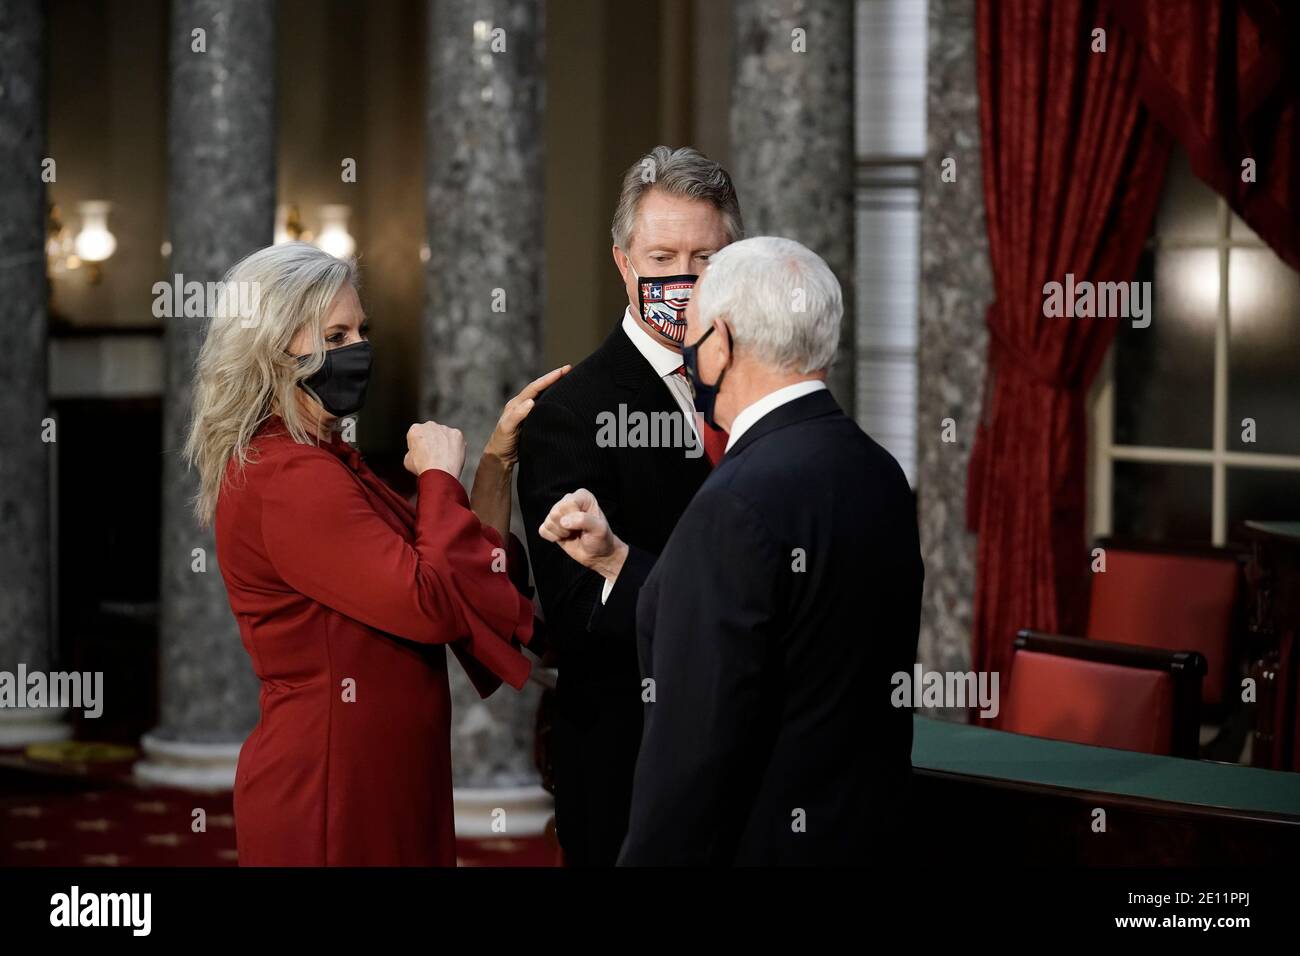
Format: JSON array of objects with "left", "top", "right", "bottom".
[
  {"left": 539, "top": 236, "right": 924, "bottom": 865},
  {"left": 518, "top": 146, "right": 742, "bottom": 866}
]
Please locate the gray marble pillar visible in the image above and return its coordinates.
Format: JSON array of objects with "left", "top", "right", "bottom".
[
  {"left": 0, "top": 0, "right": 66, "bottom": 745},
  {"left": 423, "top": 0, "right": 546, "bottom": 801},
  {"left": 916, "top": 0, "right": 992, "bottom": 696},
  {"left": 137, "top": 0, "right": 275, "bottom": 786},
  {"left": 730, "top": 0, "right": 855, "bottom": 408}
]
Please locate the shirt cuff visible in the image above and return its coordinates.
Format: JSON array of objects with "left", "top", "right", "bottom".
[{"left": 600, "top": 576, "right": 615, "bottom": 604}]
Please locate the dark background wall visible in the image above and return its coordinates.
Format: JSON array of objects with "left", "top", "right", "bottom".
[
  {"left": 42, "top": 0, "right": 733, "bottom": 743},
  {"left": 47, "top": 0, "right": 732, "bottom": 458}
]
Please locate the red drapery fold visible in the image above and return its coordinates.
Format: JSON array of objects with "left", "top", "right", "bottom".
[
  {"left": 967, "top": 0, "right": 1172, "bottom": 708},
  {"left": 1102, "top": 0, "right": 1300, "bottom": 272},
  {"left": 967, "top": 0, "right": 1300, "bottom": 715}
]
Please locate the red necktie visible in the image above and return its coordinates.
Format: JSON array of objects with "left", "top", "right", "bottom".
[{"left": 673, "top": 366, "right": 728, "bottom": 467}]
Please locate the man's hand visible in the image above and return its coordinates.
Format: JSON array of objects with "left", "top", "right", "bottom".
[{"left": 538, "top": 488, "right": 629, "bottom": 582}]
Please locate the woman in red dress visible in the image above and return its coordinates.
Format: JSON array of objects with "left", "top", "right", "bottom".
[{"left": 184, "top": 242, "right": 565, "bottom": 865}]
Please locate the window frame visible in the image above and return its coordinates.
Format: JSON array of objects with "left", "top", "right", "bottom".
[{"left": 1090, "top": 196, "right": 1300, "bottom": 546}]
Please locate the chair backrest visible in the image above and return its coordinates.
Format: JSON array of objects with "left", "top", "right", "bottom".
[
  {"left": 1001, "top": 630, "right": 1205, "bottom": 757},
  {"left": 1087, "top": 547, "right": 1239, "bottom": 706}
]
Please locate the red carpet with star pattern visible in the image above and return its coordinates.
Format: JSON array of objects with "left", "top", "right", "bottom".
[{"left": 0, "top": 746, "right": 559, "bottom": 867}]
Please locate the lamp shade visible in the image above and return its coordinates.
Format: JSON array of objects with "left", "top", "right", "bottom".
[
  {"left": 73, "top": 201, "right": 117, "bottom": 263},
  {"left": 315, "top": 205, "right": 355, "bottom": 260}
]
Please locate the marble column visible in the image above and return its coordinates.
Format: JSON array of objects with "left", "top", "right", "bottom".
[
  {"left": 135, "top": 0, "right": 275, "bottom": 787},
  {"left": 423, "top": 0, "right": 550, "bottom": 831},
  {"left": 730, "top": 0, "right": 855, "bottom": 408},
  {"left": 916, "top": 0, "right": 992, "bottom": 697},
  {"left": 0, "top": 0, "right": 67, "bottom": 746}
]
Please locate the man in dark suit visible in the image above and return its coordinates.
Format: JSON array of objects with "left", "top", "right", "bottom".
[
  {"left": 517, "top": 146, "right": 742, "bottom": 866},
  {"left": 539, "top": 236, "right": 923, "bottom": 865}
]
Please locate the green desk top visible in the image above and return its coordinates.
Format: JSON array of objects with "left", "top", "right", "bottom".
[
  {"left": 1244, "top": 520, "right": 1300, "bottom": 542},
  {"left": 912, "top": 715, "right": 1300, "bottom": 819}
]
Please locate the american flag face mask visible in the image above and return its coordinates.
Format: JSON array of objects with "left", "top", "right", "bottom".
[{"left": 634, "top": 272, "right": 697, "bottom": 345}]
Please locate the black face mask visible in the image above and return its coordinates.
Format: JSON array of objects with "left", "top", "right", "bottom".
[
  {"left": 681, "top": 325, "right": 728, "bottom": 432},
  {"left": 633, "top": 270, "right": 697, "bottom": 345},
  {"left": 296, "top": 340, "right": 373, "bottom": 417}
]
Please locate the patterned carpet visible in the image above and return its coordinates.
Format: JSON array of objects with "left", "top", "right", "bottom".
[{"left": 0, "top": 745, "right": 559, "bottom": 867}]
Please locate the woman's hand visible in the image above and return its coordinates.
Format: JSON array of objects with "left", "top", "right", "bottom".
[
  {"left": 405, "top": 421, "right": 467, "bottom": 478},
  {"left": 483, "top": 365, "right": 571, "bottom": 468}
]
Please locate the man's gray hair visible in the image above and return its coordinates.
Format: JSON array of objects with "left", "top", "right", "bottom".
[
  {"left": 694, "top": 236, "right": 842, "bottom": 374},
  {"left": 611, "top": 145, "right": 744, "bottom": 250}
]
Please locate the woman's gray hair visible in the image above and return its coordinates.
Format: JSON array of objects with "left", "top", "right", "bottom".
[
  {"left": 610, "top": 145, "right": 744, "bottom": 250},
  {"left": 693, "top": 236, "right": 842, "bottom": 374}
]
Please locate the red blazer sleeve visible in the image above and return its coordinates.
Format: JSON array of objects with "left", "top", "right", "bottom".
[{"left": 261, "top": 451, "right": 533, "bottom": 691}]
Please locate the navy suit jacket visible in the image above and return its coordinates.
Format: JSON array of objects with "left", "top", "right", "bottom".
[{"left": 619, "top": 388, "right": 923, "bottom": 865}]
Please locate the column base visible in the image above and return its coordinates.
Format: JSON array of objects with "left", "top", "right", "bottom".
[
  {"left": 453, "top": 785, "right": 553, "bottom": 838},
  {"left": 133, "top": 733, "right": 242, "bottom": 791},
  {"left": 0, "top": 707, "right": 72, "bottom": 747}
]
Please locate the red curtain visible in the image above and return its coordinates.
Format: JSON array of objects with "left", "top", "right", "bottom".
[
  {"left": 1103, "top": 0, "right": 1300, "bottom": 272},
  {"left": 966, "top": 0, "right": 1172, "bottom": 707}
]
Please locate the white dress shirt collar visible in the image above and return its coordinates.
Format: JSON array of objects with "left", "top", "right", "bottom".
[
  {"left": 725, "top": 380, "right": 828, "bottom": 451},
  {"left": 621, "top": 307, "right": 684, "bottom": 378}
]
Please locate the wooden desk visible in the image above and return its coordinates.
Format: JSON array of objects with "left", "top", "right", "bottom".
[
  {"left": 1243, "top": 520, "right": 1300, "bottom": 770},
  {"left": 911, "top": 715, "right": 1300, "bottom": 864}
]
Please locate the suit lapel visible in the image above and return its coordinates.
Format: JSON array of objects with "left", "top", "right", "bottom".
[
  {"left": 606, "top": 324, "right": 712, "bottom": 484},
  {"left": 605, "top": 323, "right": 659, "bottom": 395}
]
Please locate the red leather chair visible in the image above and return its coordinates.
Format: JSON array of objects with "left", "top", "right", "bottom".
[
  {"left": 1001, "top": 630, "right": 1206, "bottom": 757},
  {"left": 1086, "top": 545, "right": 1240, "bottom": 708}
]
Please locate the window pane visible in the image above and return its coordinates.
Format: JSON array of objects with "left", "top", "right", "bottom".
[
  {"left": 1153, "top": 148, "right": 1220, "bottom": 240},
  {"left": 1230, "top": 210, "right": 1261, "bottom": 242},
  {"left": 1114, "top": 248, "right": 1217, "bottom": 449},
  {"left": 1228, "top": 247, "right": 1300, "bottom": 455},
  {"left": 1228, "top": 468, "right": 1300, "bottom": 543},
  {"left": 1112, "top": 461, "right": 1212, "bottom": 544}
]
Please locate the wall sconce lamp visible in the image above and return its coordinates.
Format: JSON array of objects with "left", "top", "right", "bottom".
[
  {"left": 274, "top": 203, "right": 356, "bottom": 260},
  {"left": 274, "top": 203, "right": 312, "bottom": 246},
  {"left": 73, "top": 201, "right": 117, "bottom": 284},
  {"left": 47, "top": 200, "right": 117, "bottom": 284},
  {"left": 314, "top": 205, "right": 356, "bottom": 260},
  {"left": 46, "top": 203, "right": 74, "bottom": 274}
]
